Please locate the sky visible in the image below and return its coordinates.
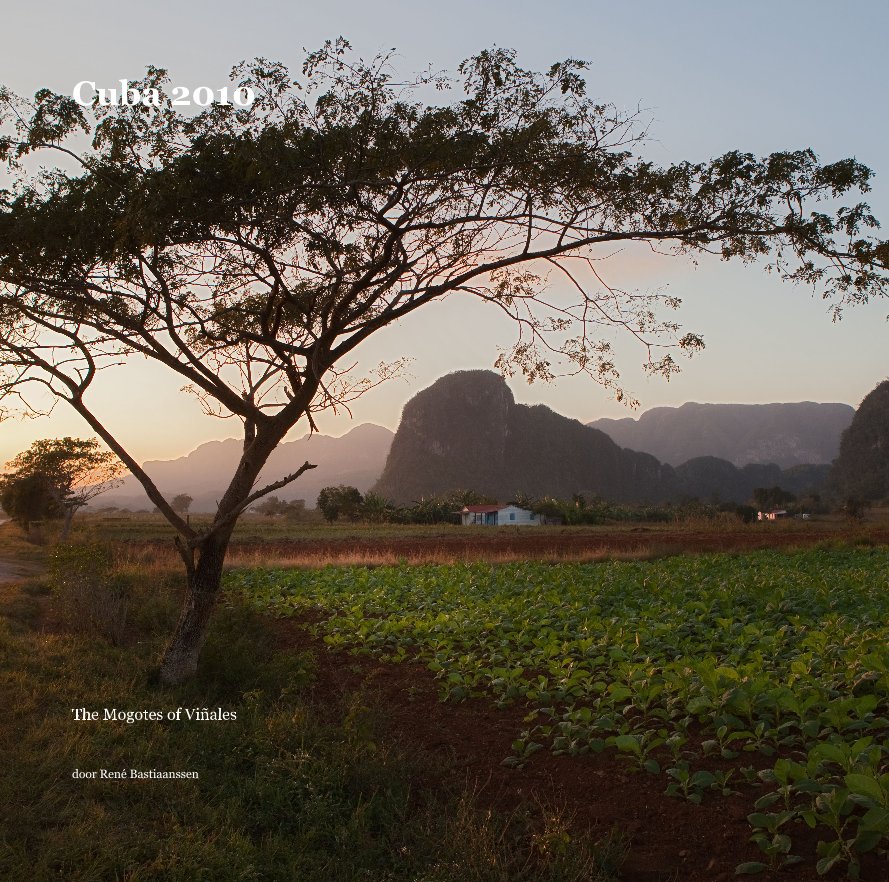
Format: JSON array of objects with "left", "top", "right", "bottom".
[{"left": 1, "top": 0, "right": 887, "bottom": 466}]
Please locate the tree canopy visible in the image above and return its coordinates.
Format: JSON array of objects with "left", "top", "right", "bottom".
[
  {"left": 1, "top": 437, "right": 123, "bottom": 536},
  {"left": 317, "top": 485, "right": 363, "bottom": 522},
  {"left": 170, "top": 493, "right": 194, "bottom": 515},
  {"left": 0, "top": 471, "right": 62, "bottom": 533},
  {"left": 252, "top": 495, "right": 306, "bottom": 519},
  {"left": 1, "top": 41, "right": 886, "bottom": 682}
]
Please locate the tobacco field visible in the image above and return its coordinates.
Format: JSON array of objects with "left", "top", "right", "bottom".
[{"left": 232, "top": 549, "right": 889, "bottom": 876}]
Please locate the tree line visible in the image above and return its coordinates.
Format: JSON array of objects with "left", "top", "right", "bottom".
[
  {"left": 0, "top": 437, "right": 865, "bottom": 539},
  {"left": 307, "top": 485, "right": 835, "bottom": 526},
  {"left": 311, "top": 486, "right": 492, "bottom": 524}
]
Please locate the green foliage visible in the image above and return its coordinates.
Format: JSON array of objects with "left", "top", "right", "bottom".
[
  {"left": 234, "top": 549, "right": 889, "bottom": 874},
  {"left": 726, "top": 503, "right": 758, "bottom": 523},
  {"left": 252, "top": 495, "right": 306, "bottom": 520},
  {"left": 526, "top": 494, "right": 672, "bottom": 524},
  {"left": 397, "top": 490, "right": 498, "bottom": 525},
  {"left": 409, "top": 493, "right": 468, "bottom": 525},
  {"left": 842, "top": 497, "right": 868, "bottom": 522},
  {"left": 170, "top": 493, "right": 193, "bottom": 514},
  {"left": 752, "top": 486, "right": 796, "bottom": 511},
  {"left": 664, "top": 762, "right": 717, "bottom": 804},
  {"left": 3, "top": 438, "right": 123, "bottom": 508},
  {"left": 1, "top": 438, "right": 124, "bottom": 537},
  {"left": 0, "top": 470, "right": 62, "bottom": 531},
  {"left": 358, "top": 491, "right": 398, "bottom": 524},
  {"left": 313, "top": 488, "right": 497, "bottom": 526},
  {"left": 317, "top": 485, "right": 363, "bottom": 522}
]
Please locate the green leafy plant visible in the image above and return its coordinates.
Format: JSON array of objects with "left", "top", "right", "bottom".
[
  {"left": 664, "top": 761, "right": 716, "bottom": 804},
  {"left": 234, "top": 549, "right": 889, "bottom": 873}
]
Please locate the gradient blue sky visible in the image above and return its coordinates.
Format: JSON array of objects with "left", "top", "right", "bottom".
[{"left": 2, "top": 1, "right": 887, "bottom": 465}]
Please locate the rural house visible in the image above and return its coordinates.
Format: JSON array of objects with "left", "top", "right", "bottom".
[
  {"left": 460, "top": 504, "right": 539, "bottom": 526},
  {"left": 757, "top": 509, "right": 790, "bottom": 521}
]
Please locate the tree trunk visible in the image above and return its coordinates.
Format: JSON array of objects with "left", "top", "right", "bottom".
[
  {"left": 155, "top": 415, "right": 314, "bottom": 685},
  {"left": 59, "top": 506, "right": 75, "bottom": 542},
  {"left": 158, "top": 534, "right": 230, "bottom": 685}
]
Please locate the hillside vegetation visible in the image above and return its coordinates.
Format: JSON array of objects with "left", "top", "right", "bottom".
[{"left": 829, "top": 380, "right": 889, "bottom": 503}]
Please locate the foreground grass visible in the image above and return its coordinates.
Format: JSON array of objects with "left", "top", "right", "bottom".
[
  {"left": 0, "top": 520, "right": 49, "bottom": 566},
  {"left": 0, "top": 573, "right": 625, "bottom": 882}
]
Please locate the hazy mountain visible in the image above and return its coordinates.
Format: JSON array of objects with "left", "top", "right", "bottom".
[
  {"left": 372, "top": 372, "right": 833, "bottom": 506},
  {"left": 672, "top": 458, "right": 830, "bottom": 504},
  {"left": 373, "top": 371, "right": 678, "bottom": 504},
  {"left": 93, "top": 375, "right": 845, "bottom": 513},
  {"left": 828, "top": 380, "right": 889, "bottom": 501},
  {"left": 96, "top": 424, "right": 393, "bottom": 512},
  {"left": 589, "top": 401, "right": 854, "bottom": 468}
]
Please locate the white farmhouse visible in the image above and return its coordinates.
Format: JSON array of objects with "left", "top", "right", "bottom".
[
  {"left": 757, "top": 509, "right": 790, "bottom": 521},
  {"left": 460, "top": 504, "right": 540, "bottom": 526}
]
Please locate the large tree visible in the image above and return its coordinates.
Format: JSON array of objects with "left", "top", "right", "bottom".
[
  {"left": 0, "top": 471, "right": 62, "bottom": 534},
  {"left": 317, "top": 485, "right": 363, "bottom": 523},
  {"left": 0, "top": 42, "right": 886, "bottom": 683},
  {"left": 2, "top": 437, "right": 124, "bottom": 538}
]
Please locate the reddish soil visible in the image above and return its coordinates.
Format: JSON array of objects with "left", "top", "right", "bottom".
[
  {"left": 224, "top": 523, "right": 889, "bottom": 565},
  {"left": 270, "top": 615, "right": 888, "bottom": 882}
]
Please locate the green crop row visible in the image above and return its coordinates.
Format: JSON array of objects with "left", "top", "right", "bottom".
[{"left": 230, "top": 549, "right": 889, "bottom": 877}]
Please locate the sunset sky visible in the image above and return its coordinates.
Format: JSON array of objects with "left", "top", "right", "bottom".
[{"left": 1, "top": 1, "right": 887, "bottom": 467}]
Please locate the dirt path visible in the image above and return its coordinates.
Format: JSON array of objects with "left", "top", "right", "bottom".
[
  {"left": 0, "top": 558, "right": 37, "bottom": 583},
  {"left": 0, "top": 516, "right": 44, "bottom": 583}
]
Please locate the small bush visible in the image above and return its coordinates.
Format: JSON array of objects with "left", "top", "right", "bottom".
[{"left": 50, "top": 543, "right": 129, "bottom": 645}]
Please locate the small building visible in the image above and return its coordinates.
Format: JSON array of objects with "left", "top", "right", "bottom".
[
  {"left": 757, "top": 509, "right": 789, "bottom": 521},
  {"left": 460, "top": 504, "right": 540, "bottom": 526}
]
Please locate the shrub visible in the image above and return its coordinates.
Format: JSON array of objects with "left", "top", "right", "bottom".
[{"left": 50, "top": 543, "right": 129, "bottom": 645}]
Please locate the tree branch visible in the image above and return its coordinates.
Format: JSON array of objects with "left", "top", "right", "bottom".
[{"left": 195, "top": 460, "right": 317, "bottom": 545}]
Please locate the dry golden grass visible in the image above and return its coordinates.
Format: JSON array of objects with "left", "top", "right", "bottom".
[
  {"left": 0, "top": 520, "right": 50, "bottom": 563},
  {"left": 8, "top": 507, "right": 889, "bottom": 582},
  {"left": 107, "top": 540, "right": 673, "bottom": 576}
]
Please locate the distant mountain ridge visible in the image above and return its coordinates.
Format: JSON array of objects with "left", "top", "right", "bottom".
[
  {"left": 372, "top": 372, "right": 831, "bottom": 505},
  {"left": 94, "top": 377, "right": 851, "bottom": 513},
  {"left": 589, "top": 401, "right": 854, "bottom": 468},
  {"left": 96, "top": 424, "right": 393, "bottom": 512}
]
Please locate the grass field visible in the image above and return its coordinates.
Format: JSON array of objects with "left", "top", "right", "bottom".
[
  {"left": 74, "top": 508, "right": 889, "bottom": 545},
  {"left": 2, "top": 514, "right": 889, "bottom": 880},
  {"left": 46, "top": 507, "right": 889, "bottom": 573},
  {"left": 0, "top": 572, "right": 625, "bottom": 882}
]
